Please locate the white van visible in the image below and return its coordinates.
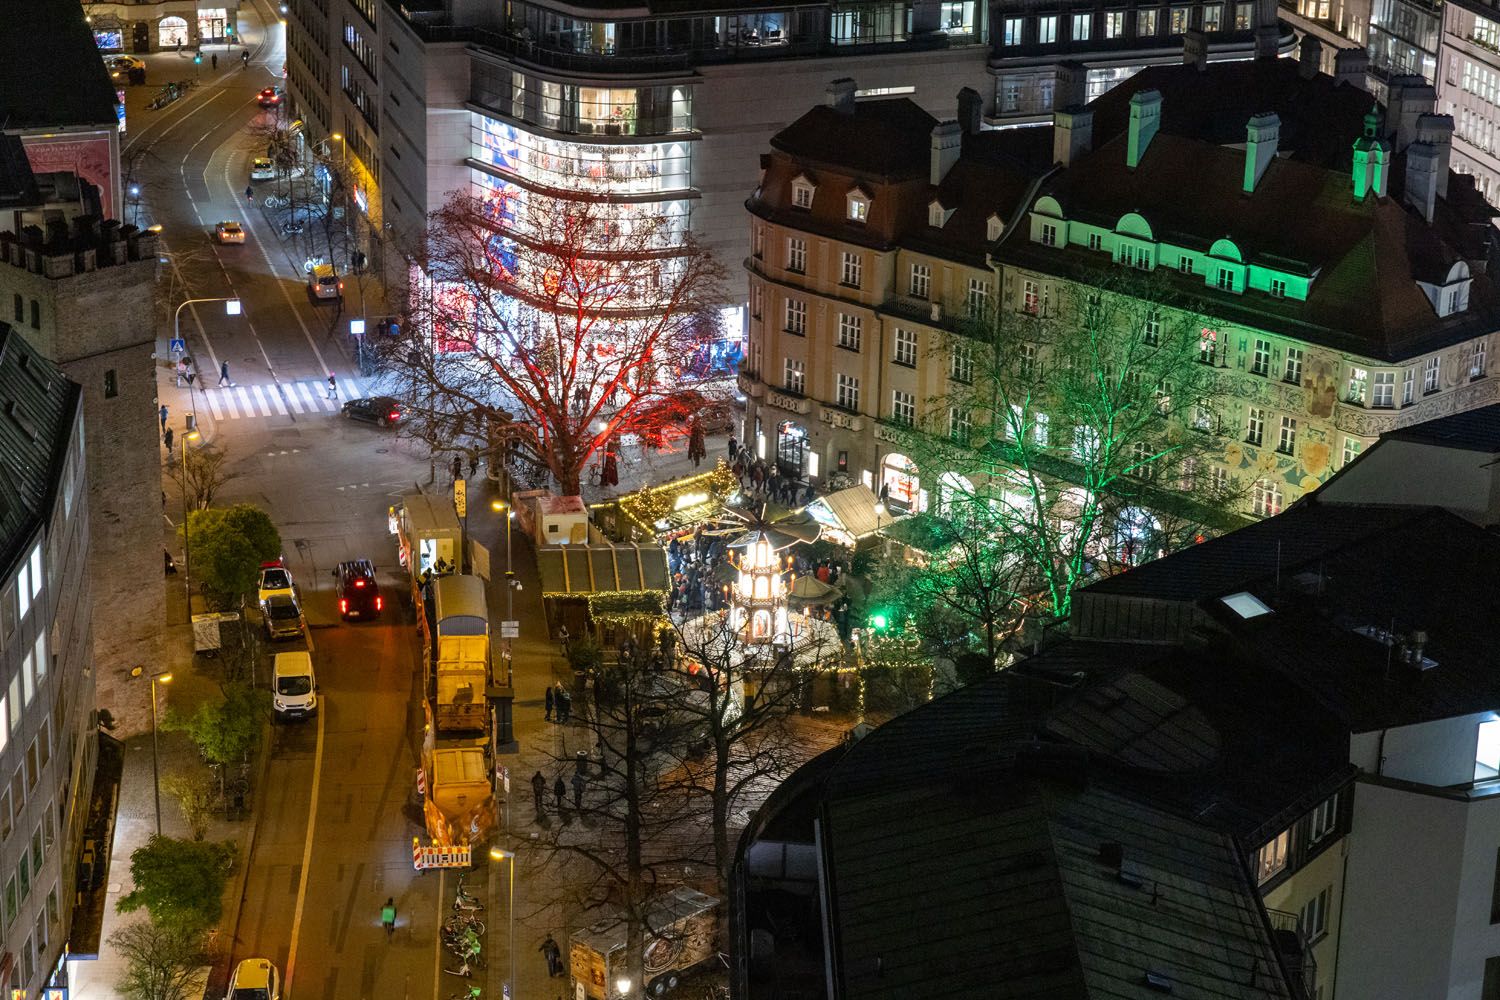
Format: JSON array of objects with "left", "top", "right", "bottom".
[{"left": 272, "top": 652, "right": 318, "bottom": 719}]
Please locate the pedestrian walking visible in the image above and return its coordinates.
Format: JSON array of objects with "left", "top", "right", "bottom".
[
  {"left": 544, "top": 684, "right": 554, "bottom": 722},
  {"left": 558, "top": 624, "right": 569, "bottom": 653},
  {"left": 451, "top": 455, "right": 463, "bottom": 483},
  {"left": 241, "top": 50, "right": 249, "bottom": 67},
  {"left": 557, "top": 688, "right": 572, "bottom": 723},
  {"left": 163, "top": 427, "right": 174, "bottom": 454},
  {"left": 218, "top": 360, "right": 230, "bottom": 387},
  {"left": 381, "top": 898, "right": 396, "bottom": 939},
  {"left": 552, "top": 775, "right": 566, "bottom": 810},
  {"left": 245, "top": 185, "right": 254, "bottom": 203},
  {"left": 327, "top": 372, "right": 338, "bottom": 399},
  {"left": 211, "top": 52, "right": 218, "bottom": 70},
  {"left": 728, "top": 437, "right": 738, "bottom": 460},
  {"left": 531, "top": 770, "right": 546, "bottom": 816},
  {"left": 159, "top": 403, "right": 169, "bottom": 432},
  {"left": 540, "top": 935, "right": 563, "bottom": 977},
  {"left": 571, "top": 771, "right": 585, "bottom": 810}
]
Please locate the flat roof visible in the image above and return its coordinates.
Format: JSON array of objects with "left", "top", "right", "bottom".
[{"left": 0, "top": 1, "right": 119, "bottom": 131}]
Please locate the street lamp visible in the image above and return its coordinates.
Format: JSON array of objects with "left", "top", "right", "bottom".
[
  {"left": 181, "top": 430, "right": 200, "bottom": 622},
  {"left": 491, "top": 500, "right": 519, "bottom": 687},
  {"left": 616, "top": 976, "right": 632, "bottom": 998},
  {"left": 132, "top": 668, "right": 173, "bottom": 836},
  {"left": 129, "top": 184, "right": 141, "bottom": 227},
  {"left": 490, "top": 847, "right": 516, "bottom": 1000},
  {"left": 172, "top": 297, "right": 243, "bottom": 427}
]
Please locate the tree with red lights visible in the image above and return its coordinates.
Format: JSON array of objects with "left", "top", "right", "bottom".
[{"left": 382, "top": 189, "right": 727, "bottom": 495}]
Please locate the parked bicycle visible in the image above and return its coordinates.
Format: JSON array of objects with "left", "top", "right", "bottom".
[
  {"left": 447, "top": 989, "right": 482, "bottom": 1000},
  {"left": 453, "top": 874, "right": 485, "bottom": 912},
  {"left": 443, "top": 912, "right": 485, "bottom": 936}
]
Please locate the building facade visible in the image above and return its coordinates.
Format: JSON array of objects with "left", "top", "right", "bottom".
[
  {"left": 84, "top": 0, "right": 242, "bottom": 52},
  {"left": 743, "top": 55, "right": 1500, "bottom": 522},
  {"left": 0, "top": 326, "right": 95, "bottom": 1000}
]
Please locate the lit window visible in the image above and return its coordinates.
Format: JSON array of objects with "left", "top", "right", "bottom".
[
  {"left": 1373, "top": 371, "right": 1394, "bottom": 407},
  {"left": 1002, "top": 16, "right": 1023, "bottom": 44},
  {"left": 840, "top": 252, "right": 863, "bottom": 288},
  {"left": 1038, "top": 15, "right": 1058, "bottom": 42},
  {"left": 846, "top": 191, "right": 870, "bottom": 223},
  {"left": 909, "top": 263, "right": 931, "bottom": 299},
  {"left": 1253, "top": 478, "right": 1283, "bottom": 517},
  {"left": 1072, "top": 12, "right": 1092, "bottom": 39},
  {"left": 1251, "top": 339, "right": 1270, "bottom": 376},
  {"left": 1346, "top": 367, "right": 1368, "bottom": 404},
  {"left": 835, "top": 374, "right": 860, "bottom": 411},
  {"left": 1204, "top": 4, "right": 1223, "bottom": 29},
  {"left": 1424, "top": 355, "right": 1441, "bottom": 393},
  {"left": 892, "top": 390, "right": 916, "bottom": 426},
  {"left": 783, "top": 358, "right": 805, "bottom": 394},
  {"left": 1105, "top": 10, "right": 1125, "bottom": 37},
  {"left": 1138, "top": 8, "right": 1159, "bottom": 35},
  {"left": 1471, "top": 339, "right": 1488, "bottom": 378},
  {"left": 791, "top": 178, "right": 814, "bottom": 209},
  {"left": 786, "top": 237, "right": 806, "bottom": 273},
  {"left": 893, "top": 328, "right": 917, "bottom": 367},
  {"left": 1342, "top": 436, "right": 1362, "bottom": 467}
]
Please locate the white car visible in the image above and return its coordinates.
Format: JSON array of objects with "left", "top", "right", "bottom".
[
  {"left": 272, "top": 652, "right": 318, "bottom": 719},
  {"left": 307, "top": 263, "right": 343, "bottom": 301},
  {"left": 250, "top": 157, "right": 276, "bottom": 181},
  {"left": 226, "top": 958, "right": 281, "bottom": 1000},
  {"left": 214, "top": 221, "right": 246, "bottom": 245}
]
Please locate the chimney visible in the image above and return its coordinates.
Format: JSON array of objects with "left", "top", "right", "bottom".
[
  {"left": 1405, "top": 113, "right": 1455, "bottom": 221},
  {"left": 1386, "top": 76, "right": 1436, "bottom": 152},
  {"left": 1298, "top": 34, "right": 1322, "bottom": 79},
  {"left": 1334, "top": 48, "right": 1370, "bottom": 90},
  {"left": 1243, "top": 113, "right": 1280, "bottom": 193},
  {"left": 1126, "top": 89, "right": 1162, "bottom": 169},
  {"left": 1183, "top": 29, "right": 1208, "bottom": 71},
  {"left": 826, "top": 78, "right": 856, "bottom": 113},
  {"left": 1054, "top": 107, "right": 1094, "bottom": 167},
  {"left": 1351, "top": 110, "right": 1390, "bottom": 201},
  {"left": 1253, "top": 0, "right": 1280, "bottom": 58},
  {"left": 957, "top": 87, "right": 983, "bottom": 135},
  {"left": 930, "top": 121, "right": 963, "bottom": 184},
  {"left": 1055, "top": 61, "right": 1088, "bottom": 108}
]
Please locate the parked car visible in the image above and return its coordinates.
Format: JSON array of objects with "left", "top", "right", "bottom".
[
  {"left": 104, "top": 55, "right": 143, "bottom": 80},
  {"left": 214, "top": 220, "right": 246, "bottom": 245},
  {"left": 272, "top": 652, "right": 318, "bottom": 719},
  {"left": 332, "top": 559, "right": 382, "bottom": 620},
  {"left": 261, "top": 592, "right": 305, "bottom": 641},
  {"left": 341, "top": 395, "right": 402, "bottom": 427},
  {"left": 258, "top": 87, "right": 282, "bottom": 107},
  {"left": 257, "top": 560, "right": 294, "bottom": 606},
  {"left": 250, "top": 157, "right": 275, "bottom": 181},
  {"left": 307, "top": 263, "right": 343, "bottom": 301},
  {"left": 226, "top": 957, "right": 281, "bottom": 1000}
]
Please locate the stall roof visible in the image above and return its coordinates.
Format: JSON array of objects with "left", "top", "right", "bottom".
[
  {"left": 538, "top": 543, "right": 670, "bottom": 595},
  {"left": 807, "top": 485, "right": 887, "bottom": 540},
  {"left": 400, "top": 488, "right": 462, "bottom": 536},
  {"left": 789, "top": 575, "right": 843, "bottom": 604}
]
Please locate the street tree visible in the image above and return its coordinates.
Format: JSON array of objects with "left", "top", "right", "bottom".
[
  {"left": 897, "top": 272, "right": 1245, "bottom": 644},
  {"left": 380, "top": 190, "right": 727, "bottom": 494},
  {"left": 172, "top": 443, "right": 237, "bottom": 511},
  {"left": 117, "top": 836, "right": 235, "bottom": 934},
  {"left": 183, "top": 504, "right": 281, "bottom": 602},
  {"left": 165, "top": 683, "right": 268, "bottom": 812},
  {"left": 162, "top": 769, "right": 218, "bottom": 841},
  {"left": 110, "top": 919, "right": 204, "bottom": 1000}
]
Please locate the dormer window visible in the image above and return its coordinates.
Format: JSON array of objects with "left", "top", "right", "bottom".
[
  {"left": 791, "top": 175, "right": 815, "bottom": 210},
  {"left": 847, "top": 188, "right": 871, "bottom": 223},
  {"left": 929, "top": 199, "right": 954, "bottom": 228},
  {"left": 1423, "top": 260, "right": 1472, "bottom": 317},
  {"left": 986, "top": 213, "right": 1004, "bottom": 241}
]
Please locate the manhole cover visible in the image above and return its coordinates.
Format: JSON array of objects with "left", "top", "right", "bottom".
[{"left": 375, "top": 448, "right": 389, "bottom": 454}]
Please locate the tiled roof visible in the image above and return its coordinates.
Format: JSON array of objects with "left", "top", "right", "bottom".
[
  {"left": 770, "top": 99, "right": 939, "bottom": 178},
  {"left": 1382, "top": 401, "right": 1500, "bottom": 451},
  {"left": 0, "top": 1, "right": 119, "bottom": 130},
  {"left": 0, "top": 325, "right": 78, "bottom": 581}
]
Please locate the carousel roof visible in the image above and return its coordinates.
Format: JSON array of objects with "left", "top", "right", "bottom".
[
  {"left": 789, "top": 575, "right": 843, "bottom": 604},
  {"left": 727, "top": 528, "right": 802, "bottom": 553}
]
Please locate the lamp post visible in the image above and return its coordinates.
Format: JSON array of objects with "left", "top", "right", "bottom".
[
  {"left": 129, "top": 184, "right": 141, "bottom": 227},
  {"left": 181, "top": 429, "right": 200, "bottom": 622},
  {"left": 490, "top": 847, "right": 515, "bottom": 1000},
  {"left": 172, "top": 297, "right": 242, "bottom": 428},
  {"left": 491, "top": 500, "right": 517, "bottom": 687},
  {"left": 132, "top": 668, "right": 173, "bottom": 836}
]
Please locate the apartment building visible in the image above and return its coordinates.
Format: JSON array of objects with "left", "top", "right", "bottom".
[
  {"left": 0, "top": 326, "right": 95, "bottom": 1000},
  {"left": 83, "top": 0, "right": 241, "bottom": 52},
  {"left": 1073, "top": 500, "right": 1500, "bottom": 999},
  {"left": 743, "top": 53, "right": 1500, "bottom": 521}
]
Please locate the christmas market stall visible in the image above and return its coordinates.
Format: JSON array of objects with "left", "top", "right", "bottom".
[
  {"left": 537, "top": 542, "right": 671, "bottom": 649},
  {"left": 592, "top": 461, "right": 740, "bottom": 543},
  {"left": 789, "top": 484, "right": 891, "bottom": 548}
]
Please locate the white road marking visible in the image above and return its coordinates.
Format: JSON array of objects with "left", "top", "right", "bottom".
[
  {"left": 284, "top": 677, "right": 326, "bottom": 998},
  {"left": 236, "top": 386, "right": 255, "bottom": 415},
  {"left": 206, "top": 392, "right": 225, "bottom": 419},
  {"left": 296, "top": 382, "right": 318, "bottom": 412}
]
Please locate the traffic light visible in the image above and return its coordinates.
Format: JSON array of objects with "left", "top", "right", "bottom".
[
  {"left": 226, "top": 23, "right": 235, "bottom": 36},
  {"left": 869, "top": 611, "right": 890, "bottom": 631},
  {"left": 193, "top": 52, "right": 202, "bottom": 64}
]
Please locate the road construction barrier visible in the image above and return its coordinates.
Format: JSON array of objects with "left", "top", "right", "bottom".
[{"left": 413, "top": 837, "right": 471, "bottom": 871}]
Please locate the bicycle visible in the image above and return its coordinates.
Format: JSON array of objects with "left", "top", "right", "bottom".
[
  {"left": 443, "top": 912, "right": 485, "bottom": 936},
  {"left": 453, "top": 874, "right": 485, "bottom": 912},
  {"left": 443, "top": 958, "right": 476, "bottom": 978},
  {"left": 447, "top": 988, "right": 482, "bottom": 1000}
]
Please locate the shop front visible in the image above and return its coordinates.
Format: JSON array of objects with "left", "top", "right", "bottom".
[
  {"left": 158, "top": 14, "right": 190, "bottom": 47},
  {"left": 198, "top": 6, "right": 231, "bottom": 43},
  {"left": 878, "top": 452, "right": 925, "bottom": 513},
  {"left": 593, "top": 461, "right": 738, "bottom": 543},
  {"left": 777, "top": 420, "right": 808, "bottom": 478}
]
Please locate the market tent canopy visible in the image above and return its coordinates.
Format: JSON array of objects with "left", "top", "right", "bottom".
[
  {"left": 789, "top": 575, "right": 843, "bottom": 606},
  {"left": 538, "top": 542, "right": 670, "bottom": 596},
  {"left": 804, "top": 485, "right": 889, "bottom": 542}
]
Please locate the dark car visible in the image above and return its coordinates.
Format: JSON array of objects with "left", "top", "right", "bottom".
[
  {"left": 258, "top": 87, "right": 282, "bottom": 107},
  {"left": 342, "top": 395, "right": 402, "bottom": 427},
  {"left": 333, "top": 559, "right": 382, "bottom": 620}
]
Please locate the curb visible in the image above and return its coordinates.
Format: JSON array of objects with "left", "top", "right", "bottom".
[{"left": 219, "top": 717, "right": 275, "bottom": 977}]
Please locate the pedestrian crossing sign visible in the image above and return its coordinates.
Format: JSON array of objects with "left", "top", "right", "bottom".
[{"left": 169, "top": 337, "right": 186, "bottom": 355}]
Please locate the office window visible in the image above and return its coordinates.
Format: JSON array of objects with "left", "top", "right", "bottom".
[
  {"left": 1204, "top": 3, "right": 1223, "bottom": 29},
  {"left": 1269, "top": 277, "right": 1287, "bottom": 298},
  {"left": 1301, "top": 886, "right": 1331, "bottom": 942},
  {"left": 1072, "top": 12, "right": 1091, "bottom": 38},
  {"left": 1403, "top": 366, "right": 1415, "bottom": 404},
  {"left": 892, "top": 390, "right": 916, "bottom": 426},
  {"left": 909, "top": 263, "right": 931, "bottom": 299},
  {"left": 951, "top": 341, "right": 974, "bottom": 383},
  {"left": 846, "top": 191, "right": 870, "bottom": 223},
  {"left": 786, "top": 237, "right": 806, "bottom": 273},
  {"left": 783, "top": 358, "right": 805, "bottom": 394},
  {"left": 1284, "top": 347, "right": 1303, "bottom": 384},
  {"left": 1278, "top": 416, "right": 1297, "bottom": 455},
  {"left": 1002, "top": 16, "right": 1023, "bottom": 44},
  {"left": 966, "top": 278, "right": 991, "bottom": 316},
  {"left": 784, "top": 298, "right": 806, "bottom": 335},
  {"left": 1246, "top": 407, "right": 1264, "bottom": 445},
  {"left": 837, "top": 313, "right": 863, "bottom": 352},
  {"left": 1473, "top": 339, "right": 1489, "bottom": 378},
  {"left": 894, "top": 328, "right": 918, "bottom": 367},
  {"left": 1252, "top": 339, "right": 1271, "bottom": 376},
  {"left": 840, "top": 252, "right": 862, "bottom": 288},
  {"left": 1347, "top": 367, "right": 1368, "bottom": 404},
  {"left": 1170, "top": 5, "right": 1190, "bottom": 32},
  {"left": 1309, "top": 793, "right": 1339, "bottom": 843},
  {"left": 1137, "top": 8, "right": 1159, "bottom": 35},
  {"left": 1039, "top": 15, "right": 1058, "bottom": 42},
  {"left": 1425, "top": 355, "right": 1441, "bottom": 393},
  {"left": 1342, "top": 437, "right": 1362, "bottom": 468},
  {"left": 949, "top": 406, "right": 972, "bottom": 443},
  {"left": 835, "top": 374, "right": 860, "bottom": 411},
  {"left": 1105, "top": 10, "right": 1125, "bottom": 36},
  {"left": 1373, "top": 371, "right": 1394, "bottom": 407},
  {"left": 1253, "top": 479, "right": 1283, "bottom": 517}
]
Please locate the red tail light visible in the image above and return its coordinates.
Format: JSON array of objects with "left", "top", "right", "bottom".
[
  {"left": 353, "top": 579, "right": 365, "bottom": 588},
  {"left": 389, "top": 411, "right": 400, "bottom": 421},
  {"left": 376, "top": 596, "right": 383, "bottom": 611},
  {"left": 339, "top": 598, "right": 347, "bottom": 613}
]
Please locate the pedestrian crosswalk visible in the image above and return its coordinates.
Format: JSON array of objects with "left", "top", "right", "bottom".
[{"left": 202, "top": 378, "right": 371, "bottom": 421}]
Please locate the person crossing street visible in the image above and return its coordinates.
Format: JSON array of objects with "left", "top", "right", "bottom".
[{"left": 381, "top": 898, "right": 397, "bottom": 939}]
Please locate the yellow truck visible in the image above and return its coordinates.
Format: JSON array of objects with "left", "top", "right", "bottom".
[
  {"left": 419, "top": 719, "right": 495, "bottom": 846},
  {"left": 570, "top": 888, "right": 720, "bottom": 999},
  {"left": 428, "top": 575, "right": 490, "bottom": 734}
]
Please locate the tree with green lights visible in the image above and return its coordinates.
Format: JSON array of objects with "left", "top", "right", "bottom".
[{"left": 895, "top": 272, "right": 1246, "bottom": 652}]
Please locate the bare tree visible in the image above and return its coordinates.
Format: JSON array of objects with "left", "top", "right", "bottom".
[
  {"left": 378, "top": 190, "right": 727, "bottom": 494},
  {"left": 110, "top": 920, "right": 204, "bottom": 1000},
  {"left": 171, "top": 443, "right": 237, "bottom": 510}
]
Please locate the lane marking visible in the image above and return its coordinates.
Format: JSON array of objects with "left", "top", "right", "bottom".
[
  {"left": 206, "top": 391, "right": 225, "bottom": 419},
  {"left": 284, "top": 691, "right": 326, "bottom": 997}
]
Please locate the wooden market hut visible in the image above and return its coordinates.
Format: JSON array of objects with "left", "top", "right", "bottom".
[{"left": 537, "top": 542, "right": 671, "bottom": 649}]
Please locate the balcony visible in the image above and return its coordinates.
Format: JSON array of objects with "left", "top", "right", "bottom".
[
  {"left": 765, "top": 388, "right": 810, "bottom": 415},
  {"left": 1265, "top": 908, "right": 1318, "bottom": 1000}
]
